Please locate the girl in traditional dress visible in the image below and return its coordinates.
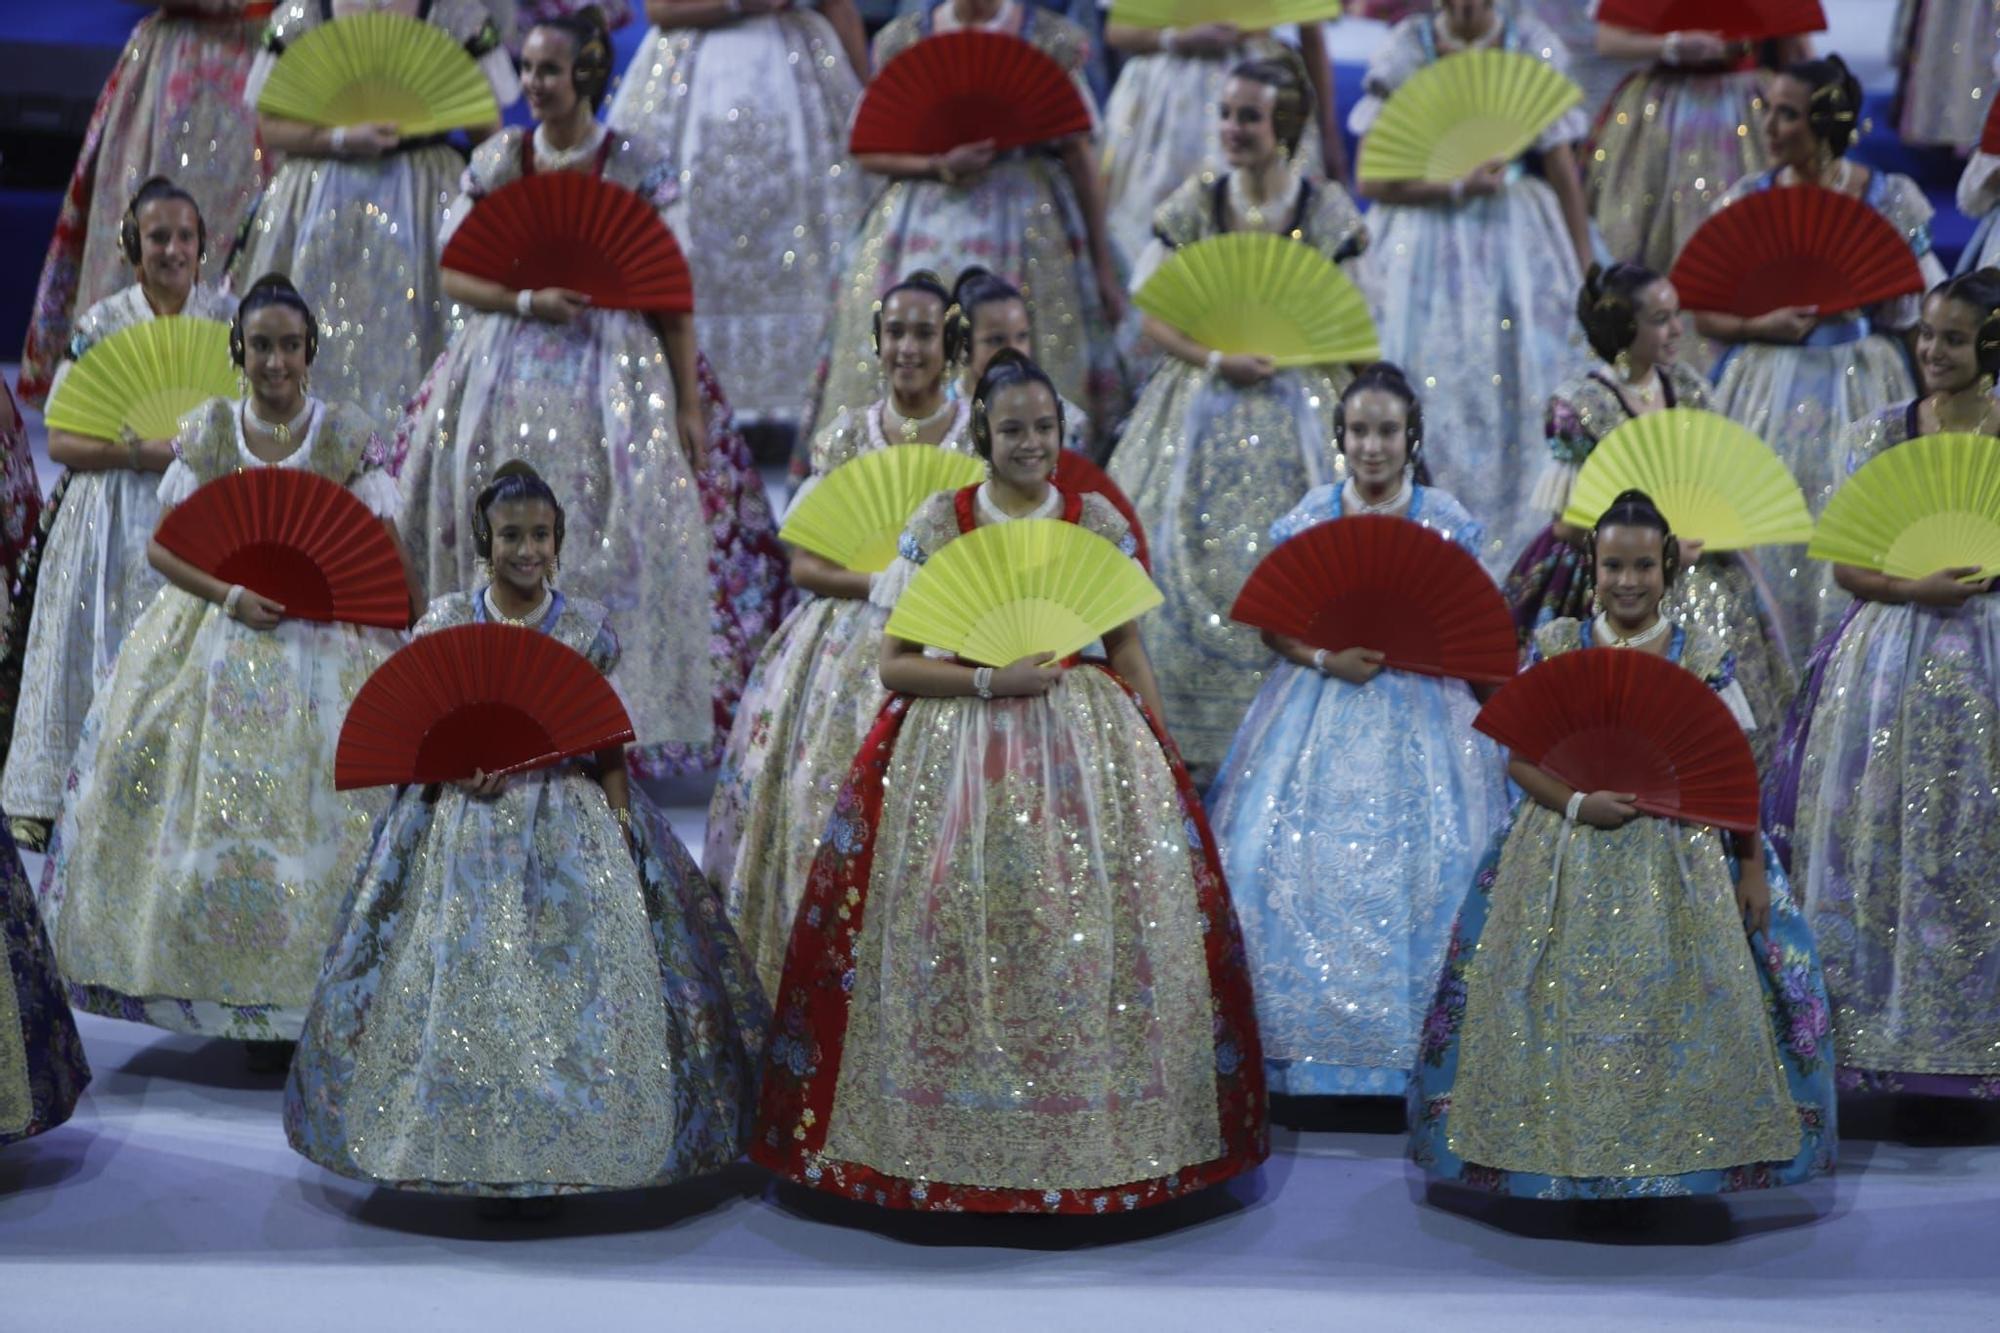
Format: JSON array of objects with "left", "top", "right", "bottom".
[
  {"left": 1891, "top": 0, "right": 1999, "bottom": 149},
  {"left": 1351, "top": 0, "right": 1593, "bottom": 569},
  {"left": 1503, "top": 263, "right": 1796, "bottom": 767},
  {"left": 1698, "top": 55, "right": 1941, "bottom": 660},
  {"left": 0, "top": 817, "right": 88, "bottom": 1153},
  {"left": 1099, "top": 23, "right": 1342, "bottom": 267},
  {"left": 233, "top": 0, "right": 518, "bottom": 423},
  {"left": 1586, "top": 26, "right": 1813, "bottom": 276},
  {"left": 39, "top": 275, "right": 408, "bottom": 1070},
  {"left": 800, "top": 0, "right": 1127, "bottom": 467},
  {"left": 399, "top": 10, "right": 788, "bottom": 779},
  {"left": 287, "top": 462, "right": 765, "bottom": 1215},
  {"left": 0, "top": 377, "right": 48, "bottom": 781},
  {"left": 708, "top": 272, "right": 974, "bottom": 996},
  {"left": 750, "top": 351, "right": 1266, "bottom": 1213},
  {"left": 1764, "top": 270, "right": 2000, "bottom": 1107},
  {"left": 1953, "top": 137, "right": 2000, "bottom": 275},
  {"left": 1206, "top": 364, "right": 1509, "bottom": 1100},
  {"left": 3, "top": 181, "right": 237, "bottom": 850},
  {"left": 951, "top": 266, "right": 1090, "bottom": 453},
  {"left": 1411, "top": 490, "right": 1835, "bottom": 1201},
  {"left": 607, "top": 0, "right": 867, "bottom": 429},
  {"left": 18, "top": 0, "right": 271, "bottom": 408},
  {"left": 1108, "top": 57, "right": 1368, "bottom": 782}
]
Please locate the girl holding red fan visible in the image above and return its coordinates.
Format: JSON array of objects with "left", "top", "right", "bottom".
[
  {"left": 399, "top": 8, "right": 791, "bottom": 781},
  {"left": 1696, "top": 55, "right": 1942, "bottom": 660},
  {"left": 1206, "top": 364, "right": 1510, "bottom": 1102},
  {"left": 287, "top": 461, "right": 766, "bottom": 1213},
  {"left": 708, "top": 271, "right": 975, "bottom": 996},
  {"left": 1765, "top": 271, "right": 2000, "bottom": 1111},
  {"left": 39, "top": 275, "right": 407, "bottom": 1070},
  {"left": 1411, "top": 490, "right": 1835, "bottom": 1202},
  {"left": 750, "top": 350, "right": 1267, "bottom": 1213}
]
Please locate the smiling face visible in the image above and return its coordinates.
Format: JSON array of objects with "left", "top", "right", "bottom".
[
  {"left": 1340, "top": 387, "right": 1412, "bottom": 494},
  {"left": 1628, "top": 279, "right": 1684, "bottom": 369},
  {"left": 1218, "top": 77, "right": 1282, "bottom": 171},
  {"left": 485, "top": 496, "right": 560, "bottom": 601},
  {"left": 1438, "top": 0, "right": 1495, "bottom": 40},
  {"left": 1916, "top": 292, "right": 1987, "bottom": 396},
  {"left": 983, "top": 378, "right": 1062, "bottom": 490},
  {"left": 878, "top": 287, "right": 948, "bottom": 400},
  {"left": 967, "top": 297, "right": 1034, "bottom": 383},
  {"left": 134, "top": 196, "right": 200, "bottom": 302},
  {"left": 239, "top": 303, "right": 312, "bottom": 416},
  {"left": 1761, "top": 74, "right": 1819, "bottom": 167},
  {"left": 521, "top": 26, "right": 582, "bottom": 125},
  {"left": 1593, "top": 523, "right": 1669, "bottom": 630}
]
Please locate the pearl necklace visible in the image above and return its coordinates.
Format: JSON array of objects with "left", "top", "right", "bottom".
[
  {"left": 975, "top": 480, "right": 1060, "bottom": 525},
  {"left": 882, "top": 394, "right": 953, "bottom": 443},
  {"left": 1228, "top": 168, "right": 1296, "bottom": 232},
  {"left": 1341, "top": 474, "right": 1411, "bottom": 516},
  {"left": 1594, "top": 610, "right": 1670, "bottom": 649},
  {"left": 246, "top": 397, "right": 313, "bottom": 450},
  {"left": 485, "top": 584, "right": 552, "bottom": 628},
  {"left": 534, "top": 122, "right": 607, "bottom": 172}
]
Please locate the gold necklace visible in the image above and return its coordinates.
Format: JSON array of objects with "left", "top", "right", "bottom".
[
  {"left": 1932, "top": 390, "right": 2000, "bottom": 436},
  {"left": 1594, "top": 610, "right": 1670, "bottom": 649}
]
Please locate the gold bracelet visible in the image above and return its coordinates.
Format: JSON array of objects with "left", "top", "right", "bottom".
[{"left": 611, "top": 806, "right": 631, "bottom": 829}]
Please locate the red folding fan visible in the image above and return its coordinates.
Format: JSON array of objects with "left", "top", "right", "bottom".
[
  {"left": 1593, "top": 0, "right": 1826, "bottom": 40},
  {"left": 439, "top": 172, "right": 694, "bottom": 313},
  {"left": 334, "top": 623, "right": 634, "bottom": 789},
  {"left": 1669, "top": 184, "right": 1924, "bottom": 320},
  {"left": 1053, "top": 452, "right": 1150, "bottom": 571},
  {"left": 153, "top": 468, "right": 410, "bottom": 629},
  {"left": 848, "top": 31, "right": 1093, "bottom": 157},
  {"left": 1227, "top": 514, "right": 1517, "bottom": 684},
  {"left": 1474, "top": 648, "right": 1759, "bottom": 831}
]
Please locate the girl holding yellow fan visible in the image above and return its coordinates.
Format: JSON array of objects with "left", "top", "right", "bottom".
[
  {"left": 1766, "top": 270, "right": 2000, "bottom": 1113},
  {"left": 749, "top": 350, "right": 1268, "bottom": 1214},
  {"left": 2, "top": 179, "right": 237, "bottom": 851},
  {"left": 1109, "top": 55, "right": 1372, "bottom": 783},
  {"left": 707, "top": 271, "right": 976, "bottom": 996}
]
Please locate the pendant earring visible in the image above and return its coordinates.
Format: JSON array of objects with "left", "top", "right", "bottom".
[
  {"left": 1614, "top": 350, "right": 1633, "bottom": 381},
  {"left": 547, "top": 557, "right": 559, "bottom": 588},
  {"left": 1981, "top": 373, "right": 1996, "bottom": 396},
  {"left": 474, "top": 556, "right": 492, "bottom": 586}
]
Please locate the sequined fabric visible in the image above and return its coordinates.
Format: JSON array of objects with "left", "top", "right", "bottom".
[
  {"left": 285, "top": 592, "right": 766, "bottom": 1196},
  {"left": 39, "top": 398, "right": 400, "bottom": 1039},
  {"left": 1892, "top": 0, "right": 2000, "bottom": 148},
  {"left": 3, "top": 285, "right": 237, "bottom": 825},
  {"left": 18, "top": 4, "right": 270, "bottom": 406},
  {"left": 707, "top": 402, "right": 974, "bottom": 995},
  {"left": 1206, "top": 485, "right": 1510, "bottom": 1096},
  {"left": 1409, "top": 619, "right": 1837, "bottom": 1196},
  {"left": 0, "top": 815, "right": 89, "bottom": 1147},
  {"left": 1110, "top": 172, "right": 1365, "bottom": 782},
  {"left": 399, "top": 128, "right": 715, "bottom": 756},
  {"left": 1517, "top": 0, "right": 1641, "bottom": 123},
  {"left": 608, "top": 13, "right": 863, "bottom": 426}
]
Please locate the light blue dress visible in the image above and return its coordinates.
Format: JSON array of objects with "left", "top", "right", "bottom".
[{"left": 1206, "top": 483, "right": 1511, "bottom": 1096}]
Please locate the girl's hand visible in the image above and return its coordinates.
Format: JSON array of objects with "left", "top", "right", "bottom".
[
  {"left": 1318, "top": 646, "right": 1385, "bottom": 684},
  {"left": 455, "top": 768, "right": 508, "bottom": 800},
  {"left": 1578, "top": 790, "right": 1638, "bottom": 829},
  {"left": 337, "top": 123, "right": 400, "bottom": 158},
  {"left": 938, "top": 140, "right": 997, "bottom": 182},
  {"left": 993, "top": 652, "right": 1064, "bottom": 697},
  {"left": 1735, "top": 856, "right": 1772, "bottom": 936},
  {"left": 1216, "top": 353, "right": 1276, "bottom": 386},
  {"left": 676, "top": 399, "right": 711, "bottom": 472},
  {"left": 1748, "top": 305, "right": 1817, "bottom": 343},
  {"left": 1458, "top": 159, "right": 1508, "bottom": 199},
  {"left": 1905, "top": 566, "right": 1991, "bottom": 607},
  {"left": 529, "top": 287, "right": 591, "bottom": 324},
  {"left": 230, "top": 589, "right": 286, "bottom": 632},
  {"left": 1676, "top": 536, "right": 1706, "bottom": 565},
  {"left": 1173, "top": 22, "right": 1240, "bottom": 57}
]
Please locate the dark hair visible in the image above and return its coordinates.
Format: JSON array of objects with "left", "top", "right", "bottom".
[
  {"left": 473, "top": 460, "right": 566, "bottom": 560},
  {"left": 951, "top": 266, "right": 1026, "bottom": 336},
  {"left": 1227, "top": 54, "right": 1310, "bottom": 158},
  {"left": 1781, "top": 54, "right": 1863, "bottom": 156},
  {"left": 122, "top": 175, "right": 206, "bottom": 266},
  {"left": 230, "top": 273, "right": 317, "bottom": 367},
  {"left": 872, "top": 268, "right": 966, "bottom": 364},
  {"left": 1334, "top": 361, "right": 1431, "bottom": 486},
  {"left": 1927, "top": 267, "right": 2000, "bottom": 380},
  {"left": 1588, "top": 488, "right": 1681, "bottom": 585},
  {"left": 1576, "top": 262, "right": 1662, "bottom": 362},
  {"left": 530, "top": 5, "right": 612, "bottom": 111},
  {"left": 968, "top": 348, "right": 1063, "bottom": 460}
]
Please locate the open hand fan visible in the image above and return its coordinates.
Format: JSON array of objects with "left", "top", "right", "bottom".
[
  {"left": 254, "top": 12, "right": 499, "bottom": 136},
  {"left": 884, "top": 518, "right": 1162, "bottom": 665},
  {"left": 152, "top": 468, "right": 410, "bottom": 629},
  {"left": 1806, "top": 432, "right": 2000, "bottom": 581},
  {"left": 1229, "top": 515, "right": 1517, "bottom": 683},
  {"left": 1670, "top": 185, "right": 1923, "bottom": 319},
  {"left": 1053, "top": 452, "right": 1151, "bottom": 571},
  {"left": 779, "top": 445, "right": 986, "bottom": 573},
  {"left": 1107, "top": 0, "right": 1344, "bottom": 28},
  {"left": 440, "top": 172, "right": 694, "bottom": 313},
  {"left": 42, "top": 317, "right": 236, "bottom": 443},
  {"left": 1593, "top": 0, "right": 1827, "bottom": 40},
  {"left": 848, "top": 31, "right": 1093, "bottom": 157},
  {"left": 1474, "top": 648, "right": 1759, "bottom": 831},
  {"left": 335, "top": 623, "right": 634, "bottom": 789},
  {"left": 1134, "top": 232, "right": 1379, "bottom": 368},
  {"left": 1356, "top": 49, "right": 1581, "bottom": 183},
  {"left": 1560, "top": 408, "right": 1814, "bottom": 550}
]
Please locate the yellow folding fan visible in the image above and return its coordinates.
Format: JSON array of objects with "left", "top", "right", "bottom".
[
  {"left": 884, "top": 519, "right": 1163, "bottom": 665},
  {"left": 1106, "top": 0, "right": 1344, "bottom": 28},
  {"left": 1806, "top": 433, "right": 2000, "bottom": 581},
  {"left": 1134, "top": 232, "right": 1379, "bottom": 368},
  {"left": 779, "top": 445, "right": 988, "bottom": 573},
  {"left": 255, "top": 11, "right": 499, "bottom": 137},
  {"left": 1357, "top": 49, "right": 1581, "bottom": 183},
  {"left": 42, "top": 316, "right": 237, "bottom": 443},
  {"left": 1559, "top": 408, "right": 1814, "bottom": 550}
]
